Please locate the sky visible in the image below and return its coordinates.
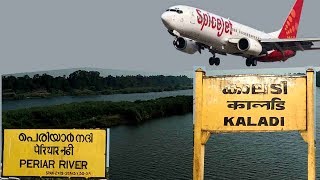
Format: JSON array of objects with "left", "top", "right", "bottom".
[{"left": 1, "top": 0, "right": 320, "bottom": 75}]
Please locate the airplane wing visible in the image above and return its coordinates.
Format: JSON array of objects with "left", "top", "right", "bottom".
[
  {"left": 196, "top": 42, "right": 227, "bottom": 55},
  {"left": 260, "top": 38, "right": 320, "bottom": 52}
]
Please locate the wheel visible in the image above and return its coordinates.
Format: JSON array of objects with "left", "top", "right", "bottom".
[
  {"left": 214, "top": 58, "right": 220, "bottom": 66},
  {"left": 246, "top": 59, "right": 252, "bottom": 67},
  {"left": 173, "top": 40, "right": 177, "bottom": 46},
  {"left": 209, "top": 57, "right": 215, "bottom": 66},
  {"left": 252, "top": 59, "right": 257, "bottom": 66}
]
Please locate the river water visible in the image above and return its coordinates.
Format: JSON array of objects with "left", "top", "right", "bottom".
[
  {"left": 109, "top": 90, "right": 320, "bottom": 180},
  {"left": 2, "top": 89, "right": 320, "bottom": 179}
]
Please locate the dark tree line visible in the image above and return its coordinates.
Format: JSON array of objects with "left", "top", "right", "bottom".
[
  {"left": 2, "top": 70, "right": 192, "bottom": 95},
  {"left": 3, "top": 96, "right": 193, "bottom": 129},
  {"left": 6, "top": 69, "right": 318, "bottom": 98}
]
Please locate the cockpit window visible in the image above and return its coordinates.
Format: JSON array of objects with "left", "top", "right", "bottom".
[{"left": 166, "top": 9, "right": 183, "bottom": 14}]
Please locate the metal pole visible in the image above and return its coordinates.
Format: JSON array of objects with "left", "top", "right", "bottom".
[
  {"left": 306, "top": 68, "right": 316, "bottom": 180},
  {"left": 107, "top": 128, "right": 110, "bottom": 178},
  {"left": 193, "top": 68, "right": 205, "bottom": 180},
  {"left": 0, "top": 74, "right": 2, "bottom": 178}
]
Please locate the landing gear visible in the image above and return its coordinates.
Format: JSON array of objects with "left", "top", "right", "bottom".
[
  {"left": 246, "top": 59, "right": 251, "bottom": 67},
  {"left": 209, "top": 57, "right": 214, "bottom": 65},
  {"left": 252, "top": 59, "right": 257, "bottom": 66},
  {"left": 246, "top": 58, "right": 258, "bottom": 67},
  {"left": 215, "top": 58, "right": 220, "bottom": 66},
  {"left": 209, "top": 57, "right": 220, "bottom": 66},
  {"left": 209, "top": 50, "right": 220, "bottom": 66},
  {"left": 173, "top": 39, "right": 177, "bottom": 46}
]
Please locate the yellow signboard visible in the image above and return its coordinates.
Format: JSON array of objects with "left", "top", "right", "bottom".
[
  {"left": 3, "top": 129, "right": 106, "bottom": 178},
  {"left": 193, "top": 68, "right": 316, "bottom": 180},
  {"left": 202, "top": 75, "right": 307, "bottom": 132}
]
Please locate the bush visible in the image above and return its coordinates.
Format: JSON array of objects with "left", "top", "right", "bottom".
[{"left": 3, "top": 96, "right": 193, "bottom": 129}]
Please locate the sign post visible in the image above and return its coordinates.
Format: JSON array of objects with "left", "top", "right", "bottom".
[
  {"left": 2, "top": 129, "right": 107, "bottom": 178},
  {"left": 0, "top": 74, "right": 2, "bottom": 179},
  {"left": 306, "top": 69, "right": 316, "bottom": 180},
  {"left": 107, "top": 128, "right": 110, "bottom": 179},
  {"left": 193, "top": 68, "right": 206, "bottom": 180},
  {"left": 193, "top": 68, "right": 316, "bottom": 180}
]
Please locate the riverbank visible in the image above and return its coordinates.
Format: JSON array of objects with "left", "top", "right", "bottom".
[
  {"left": 3, "top": 86, "right": 192, "bottom": 100},
  {"left": 2, "top": 70, "right": 193, "bottom": 100},
  {"left": 3, "top": 96, "right": 193, "bottom": 129}
]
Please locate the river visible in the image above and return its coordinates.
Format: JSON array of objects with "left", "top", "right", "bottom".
[
  {"left": 2, "top": 89, "right": 192, "bottom": 111},
  {"left": 109, "top": 90, "right": 320, "bottom": 180},
  {"left": 2, "top": 89, "right": 320, "bottom": 179}
]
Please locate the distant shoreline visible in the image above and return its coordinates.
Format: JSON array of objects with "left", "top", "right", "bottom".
[
  {"left": 3, "top": 96, "right": 193, "bottom": 129},
  {"left": 4, "top": 69, "right": 320, "bottom": 101},
  {"left": 3, "top": 86, "right": 192, "bottom": 101},
  {"left": 2, "top": 70, "right": 193, "bottom": 101}
]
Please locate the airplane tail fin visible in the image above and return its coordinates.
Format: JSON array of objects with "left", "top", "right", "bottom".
[{"left": 278, "top": 0, "right": 304, "bottom": 39}]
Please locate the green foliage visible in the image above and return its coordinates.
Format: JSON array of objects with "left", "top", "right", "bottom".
[
  {"left": 3, "top": 96, "right": 193, "bottom": 129},
  {"left": 2, "top": 70, "right": 192, "bottom": 99}
]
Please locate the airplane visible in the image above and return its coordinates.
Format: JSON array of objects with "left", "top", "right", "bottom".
[{"left": 161, "top": 0, "right": 320, "bottom": 67}]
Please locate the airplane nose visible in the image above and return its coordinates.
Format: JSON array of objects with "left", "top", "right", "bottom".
[{"left": 161, "top": 12, "right": 171, "bottom": 26}]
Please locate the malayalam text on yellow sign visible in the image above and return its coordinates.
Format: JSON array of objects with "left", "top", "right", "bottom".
[
  {"left": 201, "top": 75, "right": 307, "bottom": 132},
  {"left": 3, "top": 129, "right": 106, "bottom": 178}
]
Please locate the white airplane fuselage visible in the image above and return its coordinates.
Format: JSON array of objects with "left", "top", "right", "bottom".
[
  {"left": 162, "top": 5, "right": 273, "bottom": 56},
  {"left": 161, "top": 5, "right": 302, "bottom": 66}
]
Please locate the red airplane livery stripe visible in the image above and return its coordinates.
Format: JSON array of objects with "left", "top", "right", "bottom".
[
  {"left": 278, "top": 0, "right": 304, "bottom": 39},
  {"left": 196, "top": 9, "right": 233, "bottom": 37}
]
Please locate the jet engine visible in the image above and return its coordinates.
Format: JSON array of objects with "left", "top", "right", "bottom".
[
  {"left": 173, "top": 37, "right": 198, "bottom": 54},
  {"left": 237, "top": 37, "right": 264, "bottom": 56}
]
